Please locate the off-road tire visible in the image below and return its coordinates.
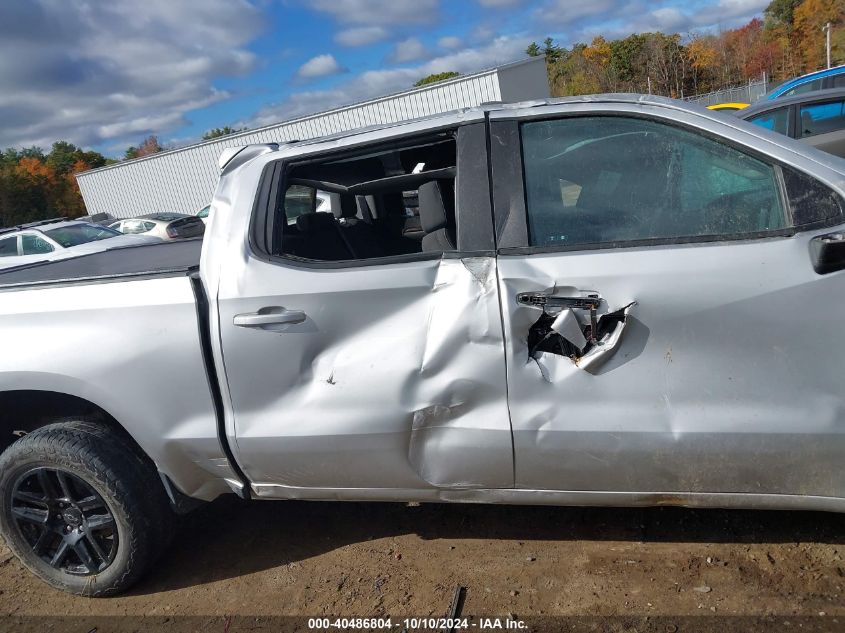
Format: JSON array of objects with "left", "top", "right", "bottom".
[
  {"left": 0, "top": 422, "right": 172, "bottom": 596},
  {"left": 60, "top": 419, "right": 175, "bottom": 551}
]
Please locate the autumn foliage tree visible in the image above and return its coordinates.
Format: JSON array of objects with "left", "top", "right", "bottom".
[
  {"left": 794, "top": 0, "right": 845, "bottom": 69},
  {"left": 125, "top": 135, "right": 163, "bottom": 160},
  {"left": 527, "top": 0, "right": 844, "bottom": 100},
  {"left": 0, "top": 142, "right": 108, "bottom": 227}
]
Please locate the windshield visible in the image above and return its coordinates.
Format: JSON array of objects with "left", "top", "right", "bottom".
[{"left": 43, "top": 224, "right": 122, "bottom": 248}]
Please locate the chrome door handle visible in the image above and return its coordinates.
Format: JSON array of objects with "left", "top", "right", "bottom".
[
  {"left": 517, "top": 292, "right": 602, "bottom": 343},
  {"left": 233, "top": 307, "right": 306, "bottom": 328},
  {"left": 516, "top": 292, "right": 601, "bottom": 310}
]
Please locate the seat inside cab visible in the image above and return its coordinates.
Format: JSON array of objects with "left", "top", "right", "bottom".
[{"left": 275, "top": 135, "right": 457, "bottom": 262}]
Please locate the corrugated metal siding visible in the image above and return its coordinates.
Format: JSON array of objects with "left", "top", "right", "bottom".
[{"left": 76, "top": 60, "right": 542, "bottom": 218}]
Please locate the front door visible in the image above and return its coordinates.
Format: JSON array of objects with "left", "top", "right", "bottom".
[
  {"left": 217, "top": 121, "right": 514, "bottom": 495},
  {"left": 492, "top": 105, "right": 845, "bottom": 499}
]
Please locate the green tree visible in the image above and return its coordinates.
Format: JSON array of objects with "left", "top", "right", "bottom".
[
  {"left": 413, "top": 71, "right": 461, "bottom": 87},
  {"left": 45, "top": 141, "right": 80, "bottom": 175},
  {"left": 543, "top": 37, "right": 564, "bottom": 64},
  {"left": 526, "top": 42, "right": 542, "bottom": 57},
  {"left": 202, "top": 126, "right": 247, "bottom": 140},
  {"left": 765, "top": 0, "right": 803, "bottom": 30},
  {"left": 45, "top": 141, "right": 107, "bottom": 175}
]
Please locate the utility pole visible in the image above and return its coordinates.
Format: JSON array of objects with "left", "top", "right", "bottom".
[{"left": 823, "top": 22, "right": 832, "bottom": 69}]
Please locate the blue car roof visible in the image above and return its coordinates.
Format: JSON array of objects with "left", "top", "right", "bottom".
[{"left": 768, "top": 65, "right": 845, "bottom": 99}]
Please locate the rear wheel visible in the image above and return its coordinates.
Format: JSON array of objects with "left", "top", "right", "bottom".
[{"left": 0, "top": 423, "right": 170, "bottom": 596}]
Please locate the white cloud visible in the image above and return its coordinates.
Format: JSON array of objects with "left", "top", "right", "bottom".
[
  {"left": 438, "top": 36, "right": 463, "bottom": 49},
  {"left": 693, "top": 0, "right": 770, "bottom": 27},
  {"left": 470, "top": 23, "right": 496, "bottom": 43},
  {"left": 650, "top": 7, "right": 687, "bottom": 31},
  {"left": 534, "top": 0, "right": 617, "bottom": 26},
  {"left": 389, "top": 37, "right": 430, "bottom": 64},
  {"left": 296, "top": 54, "right": 348, "bottom": 79},
  {"left": 245, "top": 34, "right": 533, "bottom": 128},
  {"left": 307, "top": 0, "right": 440, "bottom": 25},
  {"left": 0, "top": 0, "right": 262, "bottom": 151},
  {"left": 540, "top": 0, "right": 771, "bottom": 44},
  {"left": 335, "top": 26, "right": 389, "bottom": 46}
]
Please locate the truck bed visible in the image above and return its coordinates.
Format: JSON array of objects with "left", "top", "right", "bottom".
[{"left": 0, "top": 238, "right": 202, "bottom": 289}]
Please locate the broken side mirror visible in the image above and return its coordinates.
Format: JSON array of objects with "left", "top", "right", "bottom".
[{"left": 810, "top": 232, "right": 845, "bottom": 275}]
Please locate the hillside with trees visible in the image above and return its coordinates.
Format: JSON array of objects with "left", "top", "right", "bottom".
[
  {"left": 0, "top": 143, "right": 112, "bottom": 228},
  {"left": 527, "top": 0, "right": 843, "bottom": 98}
]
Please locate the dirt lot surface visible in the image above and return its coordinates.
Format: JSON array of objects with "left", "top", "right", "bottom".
[{"left": 1, "top": 497, "right": 844, "bottom": 630}]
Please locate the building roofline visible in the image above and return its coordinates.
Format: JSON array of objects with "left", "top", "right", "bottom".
[
  {"left": 77, "top": 56, "right": 545, "bottom": 179},
  {"left": 81, "top": 91, "right": 720, "bottom": 181}
]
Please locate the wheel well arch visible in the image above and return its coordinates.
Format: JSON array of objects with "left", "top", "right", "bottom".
[{"left": 0, "top": 390, "right": 151, "bottom": 466}]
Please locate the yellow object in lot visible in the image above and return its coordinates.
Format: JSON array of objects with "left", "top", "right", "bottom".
[{"left": 707, "top": 102, "right": 750, "bottom": 111}]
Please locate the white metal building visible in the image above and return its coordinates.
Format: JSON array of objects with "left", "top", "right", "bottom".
[{"left": 76, "top": 57, "right": 549, "bottom": 218}]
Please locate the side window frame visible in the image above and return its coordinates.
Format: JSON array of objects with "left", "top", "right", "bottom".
[
  {"left": 248, "top": 122, "right": 495, "bottom": 270},
  {"left": 747, "top": 106, "right": 793, "bottom": 137},
  {"left": 797, "top": 98, "right": 845, "bottom": 139},
  {"left": 19, "top": 232, "right": 55, "bottom": 255},
  {"left": 491, "top": 111, "right": 843, "bottom": 254},
  {"left": 0, "top": 234, "right": 20, "bottom": 257}
]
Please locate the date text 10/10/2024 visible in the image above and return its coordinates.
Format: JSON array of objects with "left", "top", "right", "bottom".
[{"left": 307, "top": 618, "right": 528, "bottom": 630}]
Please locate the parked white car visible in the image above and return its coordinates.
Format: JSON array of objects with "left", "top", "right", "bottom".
[
  {"left": 109, "top": 213, "right": 205, "bottom": 240},
  {"left": 0, "top": 219, "right": 161, "bottom": 269}
]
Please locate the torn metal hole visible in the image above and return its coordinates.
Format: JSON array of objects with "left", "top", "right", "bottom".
[{"left": 526, "top": 297, "right": 636, "bottom": 367}]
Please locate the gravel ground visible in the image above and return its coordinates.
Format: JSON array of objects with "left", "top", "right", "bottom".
[{"left": 1, "top": 497, "right": 844, "bottom": 631}]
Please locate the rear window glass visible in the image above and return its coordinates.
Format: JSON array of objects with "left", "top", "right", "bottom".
[
  {"left": 799, "top": 99, "right": 845, "bottom": 138},
  {"left": 20, "top": 234, "right": 54, "bottom": 254},
  {"left": 748, "top": 108, "right": 789, "bottom": 135},
  {"left": 44, "top": 224, "right": 121, "bottom": 247},
  {"left": 783, "top": 78, "right": 823, "bottom": 97},
  {"left": 0, "top": 236, "right": 17, "bottom": 256}
]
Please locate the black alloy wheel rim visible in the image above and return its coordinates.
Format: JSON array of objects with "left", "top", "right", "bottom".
[{"left": 10, "top": 467, "right": 118, "bottom": 575}]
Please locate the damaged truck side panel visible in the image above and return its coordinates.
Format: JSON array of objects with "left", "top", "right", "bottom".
[
  {"left": 206, "top": 113, "right": 515, "bottom": 495},
  {"left": 7, "top": 96, "right": 845, "bottom": 600},
  {"left": 214, "top": 252, "right": 513, "bottom": 493},
  {"left": 490, "top": 99, "right": 845, "bottom": 500},
  {"left": 7, "top": 94, "right": 845, "bottom": 596},
  {"left": 498, "top": 243, "right": 845, "bottom": 496}
]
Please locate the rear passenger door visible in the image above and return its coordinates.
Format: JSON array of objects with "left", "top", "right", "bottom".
[
  {"left": 217, "top": 120, "right": 515, "bottom": 494},
  {"left": 491, "top": 104, "right": 845, "bottom": 500}
]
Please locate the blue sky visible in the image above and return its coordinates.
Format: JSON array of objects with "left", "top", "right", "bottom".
[{"left": 0, "top": 0, "right": 770, "bottom": 156}]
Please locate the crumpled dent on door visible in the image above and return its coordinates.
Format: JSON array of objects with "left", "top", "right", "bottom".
[{"left": 409, "top": 256, "right": 513, "bottom": 488}]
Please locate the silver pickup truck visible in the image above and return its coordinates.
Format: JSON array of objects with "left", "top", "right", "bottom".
[{"left": 3, "top": 94, "right": 845, "bottom": 596}]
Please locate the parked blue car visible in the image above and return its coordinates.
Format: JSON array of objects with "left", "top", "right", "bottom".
[{"left": 768, "top": 64, "right": 845, "bottom": 99}]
